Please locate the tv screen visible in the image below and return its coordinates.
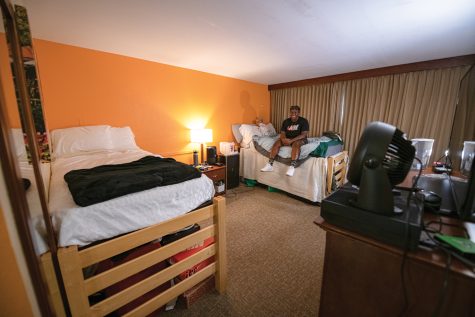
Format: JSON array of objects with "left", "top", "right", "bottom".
[
  {"left": 461, "top": 158, "right": 475, "bottom": 222},
  {"left": 417, "top": 158, "right": 474, "bottom": 222}
]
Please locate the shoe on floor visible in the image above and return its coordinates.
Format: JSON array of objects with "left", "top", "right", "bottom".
[
  {"left": 260, "top": 163, "right": 273, "bottom": 172},
  {"left": 286, "top": 166, "right": 295, "bottom": 176}
]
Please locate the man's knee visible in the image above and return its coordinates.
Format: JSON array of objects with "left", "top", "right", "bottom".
[
  {"left": 273, "top": 140, "right": 283, "bottom": 148},
  {"left": 292, "top": 140, "right": 304, "bottom": 149}
]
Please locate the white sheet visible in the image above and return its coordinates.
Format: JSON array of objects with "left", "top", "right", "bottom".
[
  {"left": 20, "top": 162, "right": 51, "bottom": 255},
  {"left": 240, "top": 145, "right": 327, "bottom": 202},
  {"left": 49, "top": 150, "right": 215, "bottom": 247}
]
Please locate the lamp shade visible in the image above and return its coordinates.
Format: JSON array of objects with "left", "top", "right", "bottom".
[{"left": 190, "top": 128, "right": 212, "bottom": 143}]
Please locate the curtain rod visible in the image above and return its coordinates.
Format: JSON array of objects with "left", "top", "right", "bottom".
[{"left": 268, "top": 54, "right": 475, "bottom": 91}]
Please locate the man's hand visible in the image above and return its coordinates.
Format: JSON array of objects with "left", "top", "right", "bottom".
[{"left": 282, "top": 138, "right": 292, "bottom": 146}]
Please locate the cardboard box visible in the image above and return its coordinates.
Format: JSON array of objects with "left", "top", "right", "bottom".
[
  {"left": 169, "top": 237, "right": 215, "bottom": 280},
  {"left": 180, "top": 275, "right": 215, "bottom": 308}
]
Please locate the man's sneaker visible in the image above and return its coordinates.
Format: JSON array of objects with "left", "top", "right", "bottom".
[
  {"left": 260, "top": 163, "right": 273, "bottom": 172},
  {"left": 286, "top": 166, "right": 295, "bottom": 176}
]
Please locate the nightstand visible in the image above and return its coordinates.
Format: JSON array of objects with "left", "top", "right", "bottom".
[{"left": 202, "top": 165, "right": 226, "bottom": 196}]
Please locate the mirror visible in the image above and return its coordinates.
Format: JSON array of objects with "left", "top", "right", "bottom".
[{"left": 0, "top": 1, "right": 59, "bottom": 315}]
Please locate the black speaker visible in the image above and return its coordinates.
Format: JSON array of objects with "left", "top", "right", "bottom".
[
  {"left": 206, "top": 146, "right": 217, "bottom": 164},
  {"left": 223, "top": 154, "right": 239, "bottom": 189}
]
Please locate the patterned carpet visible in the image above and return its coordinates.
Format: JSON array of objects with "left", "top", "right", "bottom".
[{"left": 165, "top": 184, "right": 326, "bottom": 316}]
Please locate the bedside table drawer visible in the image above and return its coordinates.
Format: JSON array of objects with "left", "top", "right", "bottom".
[{"left": 204, "top": 168, "right": 225, "bottom": 182}]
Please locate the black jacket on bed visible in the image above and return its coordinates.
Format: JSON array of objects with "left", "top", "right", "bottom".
[{"left": 64, "top": 156, "right": 202, "bottom": 207}]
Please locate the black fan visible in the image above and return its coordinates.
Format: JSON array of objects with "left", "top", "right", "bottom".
[{"left": 348, "top": 121, "right": 415, "bottom": 214}]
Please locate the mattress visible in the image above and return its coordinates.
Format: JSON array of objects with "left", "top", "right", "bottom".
[
  {"left": 49, "top": 150, "right": 215, "bottom": 247},
  {"left": 240, "top": 144, "right": 327, "bottom": 202}
]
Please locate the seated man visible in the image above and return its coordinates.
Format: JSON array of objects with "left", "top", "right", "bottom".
[{"left": 260, "top": 105, "right": 309, "bottom": 176}]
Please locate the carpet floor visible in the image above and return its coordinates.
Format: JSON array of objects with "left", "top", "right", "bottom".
[{"left": 165, "top": 184, "right": 326, "bottom": 316}]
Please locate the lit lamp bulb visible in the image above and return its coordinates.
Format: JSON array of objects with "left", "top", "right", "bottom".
[{"left": 190, "top": 128, "right": 213, "bottom": 164}]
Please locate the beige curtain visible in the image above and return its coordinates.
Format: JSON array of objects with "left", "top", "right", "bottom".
[
  {"left": 270, "top": 83, "right": 337, "bottom": 136},
  {"left": 449, "top": 66, "right": 475, "bottom": 169},
  {"left": 271, "top": 66, "right": 470, "bottom": 163},
  {"left": 335, "top": 66, "right": 469, "bottom": 159}
]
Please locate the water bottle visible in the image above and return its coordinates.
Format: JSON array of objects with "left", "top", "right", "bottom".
[{"left": 193, "top": 150, "right": 198, "bottom": 166}]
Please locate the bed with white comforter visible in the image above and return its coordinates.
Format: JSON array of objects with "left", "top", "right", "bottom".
[
  {"left": 235, "top": 123, "right": 345, "bottom": 202},
  {"left": 46, "top": 125, "right": 214, "bottom": 248},
  {"left": 50, "top": 150, "right": 214, "bottom": 247}
]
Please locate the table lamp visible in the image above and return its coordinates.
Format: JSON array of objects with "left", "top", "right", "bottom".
[{"left": 190, "top": 128, "right": 212, "bottom": 164}]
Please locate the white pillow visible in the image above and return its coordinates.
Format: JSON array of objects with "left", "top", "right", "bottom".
[
  {"left": 110, "top": 127, "right": 139, "bottom": 151},
  {"left": 258, "top": 123, "right": 277, "bottom": 136},
  {"left": 51, "top": 125, "right": 113, "bottom": 158},
  {"left": 231, "top": 124, "right": 243, "bottom": 144},
  {"left": 11, "top": 128, "right": 27, "bottom": 160},
  {"left": 238, "top": 124, "right": 262, "bottom": 148}
]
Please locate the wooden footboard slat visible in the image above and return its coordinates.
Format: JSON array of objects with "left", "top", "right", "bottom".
[
  {"left": 124, "top": 264, "right": 216, "bottom": 317},
  {"left": 85, "top": 225, "right": 216, "bottom": 296},
  {"left": 57, "top": 198, "right": 226, "bottom": 317},
  {"left": 90, "top": 245, "right": 216, "bottom": 316},
  {"left": 331, "top": 151, "right": 347, "bottom": 162},
  {"left": 326, "top": 151, "right": 348, "bottom": 195},
  {"left": 39, "top": 253, "right": 66, "bottom": 317},
  {"left": 214, "top": 196, "right": 227, "bottom": 293},
  {"left": 79, "top": 205, "right": 214, "bottom": 268},
  {"left": 334, "top": 162, "right": 345, "bottom": 173},
  {"left": 58, "top": 246, "right": 91, "bottom": 316},
  {"left": 326, "top": 156, "right": 334, "bottom": 195}
]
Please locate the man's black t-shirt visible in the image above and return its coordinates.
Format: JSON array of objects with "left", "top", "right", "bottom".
[{"left": 281, "top": 117, "right": 309, "bottom": 139}]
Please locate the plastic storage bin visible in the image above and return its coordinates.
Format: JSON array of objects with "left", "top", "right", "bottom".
[
  {"left": 411, "top": 138, "right": 434, "bottom": 170},
  {"left": 461, "top": 141, "right": 475, "bottom": 176}
]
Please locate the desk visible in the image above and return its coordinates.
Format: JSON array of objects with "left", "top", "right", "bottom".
[{"left": 315, "top": 215, "right": 475, "bottom": 317}]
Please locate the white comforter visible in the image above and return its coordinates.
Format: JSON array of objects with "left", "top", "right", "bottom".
[
  {"left": 253, "top": 135, "right": 333, "bottom": 159},
  {"left": 49, "top": 150, "right": 215, "bottom": 247},
  {"left": 240, "top": 144, "right": 327, "bottom": 202}
]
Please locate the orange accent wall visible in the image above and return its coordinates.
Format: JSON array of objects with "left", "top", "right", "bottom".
[
  {"left": 0, "top": 33, "right": 21, "bottom": 127},
  {"left": 33, "top": 39, "right": 270, "bottom": 163},
  {"left": 0, "top": 207, "right": 34, "bottom": 317}
]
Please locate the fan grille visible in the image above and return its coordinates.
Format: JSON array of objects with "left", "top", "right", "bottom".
[{"left": 382, "top": 128, "right": 415, "bottom": 185}]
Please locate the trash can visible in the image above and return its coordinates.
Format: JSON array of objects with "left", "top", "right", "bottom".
[
  {"left": 411, "top": 138, "right": 434, "bottom": 170},
  {"left": 461, "top": 141, "right": 475, "bottom": 176}
]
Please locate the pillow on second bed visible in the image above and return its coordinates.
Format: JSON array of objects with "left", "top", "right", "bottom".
[
  {"left": 239, "top": 124, "right": 262, "bottom": 148},
  {"left": 258, "top": 123, "right": 277, "bottom": 136}
]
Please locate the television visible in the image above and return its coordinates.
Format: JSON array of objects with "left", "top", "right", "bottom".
[
  {"left": 416, "top": 158, "right": 475, "bottom": 222},
  {"left": 457, "top": 158, "right": 475, "bottom": 222}
]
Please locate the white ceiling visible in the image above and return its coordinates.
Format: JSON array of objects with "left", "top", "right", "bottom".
[{"left": 17, "top": 0, "right": 475, "bottom": 85}]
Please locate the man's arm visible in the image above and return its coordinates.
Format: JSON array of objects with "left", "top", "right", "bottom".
[
  {"left": 279, "top": 131, "right": 286, "bottom": 141},
  {"left": 289, "top": 131, "right": 308, "bottom": 144},
  {"left": 280, "top": 131, "right": 293, "bottom": 146}
]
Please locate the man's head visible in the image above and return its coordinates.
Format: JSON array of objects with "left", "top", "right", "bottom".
[{"left": 289, "top": 105, "right": 300, "bottom": 121}]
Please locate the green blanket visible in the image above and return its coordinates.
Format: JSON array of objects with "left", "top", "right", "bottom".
[{"left": 310, "top": 139, "right": 343, "bottom": 157}]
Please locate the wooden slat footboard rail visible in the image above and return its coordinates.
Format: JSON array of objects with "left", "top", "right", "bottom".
[
  {"left": 326, "top": 151, "right": 348, "bottom": 195},
  {"left": 58, "top": 196, "right": 226, "bottom": 317}
]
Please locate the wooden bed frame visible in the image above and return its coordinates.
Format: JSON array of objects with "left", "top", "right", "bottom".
[
  {"left": 240, "top": 147, "right": 349, "bottom": 202},
  {"left": 326, "top": 151, "right": 348, "bottom": 195},
  {"left": 40, "top": 196, "right": 226, "bottom": 317}
]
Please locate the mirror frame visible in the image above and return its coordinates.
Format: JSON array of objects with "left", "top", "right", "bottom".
[{"left": 0, "top": 0, "right": 55, "bottom": 315}]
